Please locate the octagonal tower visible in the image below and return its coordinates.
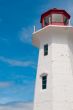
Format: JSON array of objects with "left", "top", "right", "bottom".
[{"left": 32, "top": 8, "right": 73, "bottom": 110}]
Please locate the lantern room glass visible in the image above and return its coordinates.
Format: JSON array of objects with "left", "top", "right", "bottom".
[
  {"left": 44, "top": 15, "right": 52, "bottom": 26},
  {"left": 43, "top": 13, "right": 69, "bottom": 26},
  {"left": 52, "top": 14, "right": 63, "bottom": 22},
  {"left": 63, "top": 15, "right": 69, "bottom": 25}
]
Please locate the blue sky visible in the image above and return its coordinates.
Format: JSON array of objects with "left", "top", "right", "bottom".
[{"left": 0, "top": 0, "right": 73, "bottom": 109}]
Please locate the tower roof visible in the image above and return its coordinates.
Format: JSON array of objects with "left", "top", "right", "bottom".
[{"left": 40, "top": 8, "right": 71, "bottom": 23}]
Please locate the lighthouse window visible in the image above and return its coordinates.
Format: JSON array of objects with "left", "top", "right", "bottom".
[
  {"left": 42, "top": 75, "right": 47, "bottom": 89},
  {"left": 64, "top": 16, "right": 68, "bottom": 25},
  {"left": 44, "top": 16, "right": 49, "bottom": 26},
  {"left": 52, "top": 14, "right": 62, "bottom": 22},
  {"left": 44, "top": 16, "right": 51, "bottom": 26},
  {"left": 44, "top": 44, "right": 48, "bottom": 56}
]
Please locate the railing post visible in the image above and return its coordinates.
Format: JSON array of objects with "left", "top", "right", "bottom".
[{"left": 34, "top": 26, "right": 36, "bottom": 32}]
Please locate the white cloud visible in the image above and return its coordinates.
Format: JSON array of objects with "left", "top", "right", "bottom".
[
  {"left": 0, "top": 82, "right": 12, "bottom": 88},
  {"left": 0, "top": 56, "right": 35, "bottom": 68},
  {"left": 19, "top": 27, "right": 33, "bottom": 44},
  {"left": 18, "top": 2, "right": 73, "bottom": 46},
  {"left": 0, "top": 102, "right": 33, "bottom": 110}
]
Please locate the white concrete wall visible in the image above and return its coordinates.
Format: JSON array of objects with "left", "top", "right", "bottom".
[
  {"left": 52, "top": 32, "right": 73, "bottom": 110},
  {"left": 33, "top": 33, "right": 53, "bottom": 110},
  {"left": 33, "top": 27, "right": 73, "bottom": 110}
]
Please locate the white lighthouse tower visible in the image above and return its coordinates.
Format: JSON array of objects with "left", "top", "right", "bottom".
[{"left": 32, "top": 8, "right": 73, "bottom": 110}]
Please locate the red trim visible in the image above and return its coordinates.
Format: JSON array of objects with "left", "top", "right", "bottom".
[
  {"left": 51, "top": 22, "right": 65, "bottom": 25},
  {"left": 40, "top": 9, "right": 70, "bottom": 27},
  {"left": 40, "top": 8, "right": 71, "bottom": 27},
  {"left": 43, "top": 22, "right": 65, "bottom": 28},
  {"left": 42, "top": 18, "right": 44, "bottom": 27},
  {"left": 41, "top": 8, "right": 70, "bottom": 22}
]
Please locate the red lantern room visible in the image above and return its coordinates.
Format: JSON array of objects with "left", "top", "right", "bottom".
[{"left": 40, "top": 8, "right": 71, "bottom": 28}]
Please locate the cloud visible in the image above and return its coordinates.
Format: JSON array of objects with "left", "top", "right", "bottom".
[
  {"left": 0, "top": 82, "right": 12, "bottom": 88},
  {"left": 0, "top": 102, "right": 33, "bottom": 110},
  {"left": 19, "top": 27, "right": 33, "bottom": 44},
  {"left": 18, "top": 1, "right": 73, "bottom": 45},
  {"left": 0, "top": 56, "right": 35, "bottom": 68}
]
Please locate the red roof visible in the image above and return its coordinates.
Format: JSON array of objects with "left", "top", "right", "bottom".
[{"left": 40, "top": 8, "right": 71, "bottom": 23}]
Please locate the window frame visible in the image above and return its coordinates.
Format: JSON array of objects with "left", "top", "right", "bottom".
[
  {"left": 44, "top": 44, "right": 48, "bottom": 56},
  {"left": 42, "top": 75, "right": 47, "bottom": 89},
  {"left": 52, "top": 13, "right": 63, "bottom": 23},
  {"left": 63, "top": 15, "right": 69, "bottom": 25},
  {"left": 40, "top": 73, "right": 48, "bottom": 90},
  {"left": 44, "top": 15, "right": 52, "bottom": 26}
]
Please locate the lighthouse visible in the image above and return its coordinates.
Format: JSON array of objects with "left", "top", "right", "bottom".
[{"left": 32, "top": 8, "right": 73, "bottom": 110}]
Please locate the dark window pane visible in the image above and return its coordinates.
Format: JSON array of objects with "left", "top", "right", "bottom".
[
  {"left": 42, "top": 80, "right": 46, "bottom": 85},
  {"left": 44, "top": 16, "right": 49, "bottom": 26},
  {"left": 42, "top": 84, "right": 46, "bottom": 89},
  {"left": 64, "top": 16, "right": 68, "bottom": 25},
  {"left": 44, "top": 44, "right": 48, "bottom": 56},
  {"left": 44, "top": 44, "right": 48, "bottom": 50},
  {"left": 44, "top": 51, "right": 48, "bottom": 56},
  {"left": 44, "top": 15, "right": 52, "bottom": 26},
  {"left": 42, "top": 76, "right": 46, "bottom": 80},
  {"left": 42, "top": 75, "right": 47, "bottom": 89}
]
